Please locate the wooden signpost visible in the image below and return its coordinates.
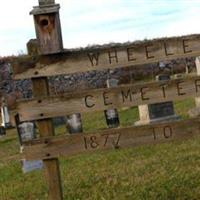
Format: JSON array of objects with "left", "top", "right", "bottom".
[
  {"left": 12, "top": 0, "right": 200, "bottom": 199},
  {"left": 17, "top": 76, "right": 200, "bottom": 122},
  {"left": 23, "top": 117, "right": 200, "bottom": 161},
  {"left": 13, "top": 34, "right": 200, "bottom": 80},
  {"left": 29, "top": 1, "right": 63, "bottom": 199}
]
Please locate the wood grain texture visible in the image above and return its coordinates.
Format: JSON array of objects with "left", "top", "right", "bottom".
[
  {"left": 13, "top": 34, "right": 200, "bottom": 80},
  {"left": 22, "top": 117, "right": 200, "bottom": 160},
  {"left": 33, "top": 12, "right": 63, "bottom": 55},
  {"left": 17, "top": 75, "right": 200, "bottom": 122},
  {"left": 32, "top": 78, "right": 63, "bottom": 200}
]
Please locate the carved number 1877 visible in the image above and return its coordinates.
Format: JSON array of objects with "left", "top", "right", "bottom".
[{"left": 83, "top": 133, "right": 121, "bottom": 150}]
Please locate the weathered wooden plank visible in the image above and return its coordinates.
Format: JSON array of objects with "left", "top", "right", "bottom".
[
  {"left": 17, "top": 76, "right": 200, "bottom": 122},
  {"left": 32, "top": 78, "right": 63, "bottom": 200},
  {"left": 31, "top": 4, "right": 63, "bottom": 55},
  {"left": 22, "top": 117, "right": 200, "bottom": 161},
  {"left": 13, "top": 34, "right": 200, "bottom": 80}
]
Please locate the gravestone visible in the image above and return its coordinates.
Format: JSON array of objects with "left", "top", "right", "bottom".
[
  {"left": 22, "top": 159, "right": 43, "bottom": 173},
  {"left": 195, "top": 57, "right": 200, "bottom": 107},
  {"left": 104, "top": 78, "right": 120, "bottom": 128},
  {"left": 18, "top": 122, "right": 43, "bottom": 173},
  {"left": 16, "top": 120, "right": 36, "bottom": 150},
  {"left": 15, "top": 115, "right": 43, "bottom": 173},
  {"left": 1, "top": 97, "right": 11, "bottom": 128},
  {"left": 18, "top": 122, "right": 36, "bottom": 143},
  {"left": 135, "top": 74, "right": 180, "bottom": 125},
  {"left": 172, "top": 73, "right": 185, "bottom": 79},
  {"left": 0, "top": 126, "right": 6, "bottom": 136},
  {"left": 66, "top": 113, "right": 83, "bottom": 134},
  {"left": 188, "top": 57, "right": 200, "bottom": 117}
]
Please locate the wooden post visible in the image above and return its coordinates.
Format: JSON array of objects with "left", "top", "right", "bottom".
[
  {"left": 28, "top": 0, "right": 63, "bottom": 197},
  {"left": 32, "top": 77, "right": 63, "bottom": 200}
]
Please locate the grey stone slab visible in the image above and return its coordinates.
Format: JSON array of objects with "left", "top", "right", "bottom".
[
  {"left": 135, "top": 74, "right": 180, "bottom": 125},
  {"left": 148, "top": 102, "right": 175, "bottom": 119},
  {"left": 195, "top": 57, "right": 200, "bottom": 107}
]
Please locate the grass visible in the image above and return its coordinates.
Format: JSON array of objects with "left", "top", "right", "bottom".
[{"left": 0, "top": 98, "right": 199, "bottom": 200}]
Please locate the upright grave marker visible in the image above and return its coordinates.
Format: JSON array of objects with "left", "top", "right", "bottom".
[
  {"left": 135, "top": 74, "right": 180, "bottom": 125},
  {"left": 1, "top": 97, "right": 11, "bottom": 128},
  {"left": 66, "top": 113, "right": 83, "bottom": 134},
  {"left": 15, "top": 115, "right": 43, "bottom": 173},
  {"left": 195, "top": 57, "right": 200, "bottom": 107},
  {"left": 0, "top": 126, "right": 5, "bottom": 136},
  {"left": 104, "top": 77, "right": 120, "bottom": 128}
]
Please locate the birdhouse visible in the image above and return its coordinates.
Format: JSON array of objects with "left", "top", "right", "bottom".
[
  {"left": 39, "top": 0, "right": 55, "bottom": 6},
  {"left": 30, "top": 3, "right": 63, "bottom": 55}
]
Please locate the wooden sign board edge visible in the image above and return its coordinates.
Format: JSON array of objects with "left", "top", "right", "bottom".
[
  {"left": 17, "top": 75, "right": 200, "bottom": 122},
  {"left": 13, "top": 34, "right": 200, "bottom": 80},
  {"left": 22, "top": 117, "right": 200, "bottom": 161}
]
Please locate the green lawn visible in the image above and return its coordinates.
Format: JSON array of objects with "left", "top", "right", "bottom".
[{"left": 1, "top": 98, "right": 200, "bottom": 200}]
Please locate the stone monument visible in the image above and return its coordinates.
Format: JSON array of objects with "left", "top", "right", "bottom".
[
  {"left": 0, "top": 126, "right": 6, "bottom": 136},
  {"left": 15, "top": 115, "right": 43, "bottom": 173},
  {"left": 66, "top": 113, "right": 83, "bottom": 134},
  {"left": 135, "top": 74, "right": 180, "bottom": 125},
  {"left": 1, "top": 97, "right": 11, "bottom": 128},
  {"left": 195, "top": 57, "right": 200, "bottom": 107},
  {"left": 189, "top": 57, "right": 200, "bottom": 117},
  {"left": 104, "top": 78, "right": 120, "bottom": 128}
]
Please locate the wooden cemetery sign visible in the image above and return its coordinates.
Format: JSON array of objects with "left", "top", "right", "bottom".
[
  {"left": 16, "top": 76, "right": 200, "bottom": 122},
  {"left": 14, "top": 34, "right": 200, "bottom": 80},
  {"left": 12, "top": 1, "right": 200, "bottom": 199},
  {"left": 23, "top": 117, "right": 200, "bottom": 161}
]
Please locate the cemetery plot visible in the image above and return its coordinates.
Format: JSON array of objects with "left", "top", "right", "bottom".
[
  {"left": 14, "top": 1, "right": 200, "bottom": 199},
  {"left": 13, "top": 34, "right": 200, "bottom": 80},
  {"left": 22, "top": 117, "right": 200, "bottom": 161},
  {"left": 17, "top": 76, "right": 200, "bottom": 122}
]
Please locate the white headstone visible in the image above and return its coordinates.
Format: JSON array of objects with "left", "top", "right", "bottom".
[
  {"left": 22, "top": 159, "right": 43, "bottom": 173},
  {"left": 159, "top": 61, "right": 166, "bottom": 68},
  {"left": 195, "top": 57, "right": 200, "bottom": 107},
  {"left": 1, "top": 105, "right": 10, "bottom": 128},
  {"left": 105, "top": 78, "right": 120, "bottom": 128},
  {"left": 18, "top": 122, "right": 44, "bottom": 173},
  {"left": 66, "top": 113, "right": 83, "bottom": 134},
  {"left": 18, "top": 122, "right": 35, "bottom": 142}
]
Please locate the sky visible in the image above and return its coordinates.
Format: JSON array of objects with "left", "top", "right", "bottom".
[{"left": 0, "top": 0, "right": 200, "bottom": 56}]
